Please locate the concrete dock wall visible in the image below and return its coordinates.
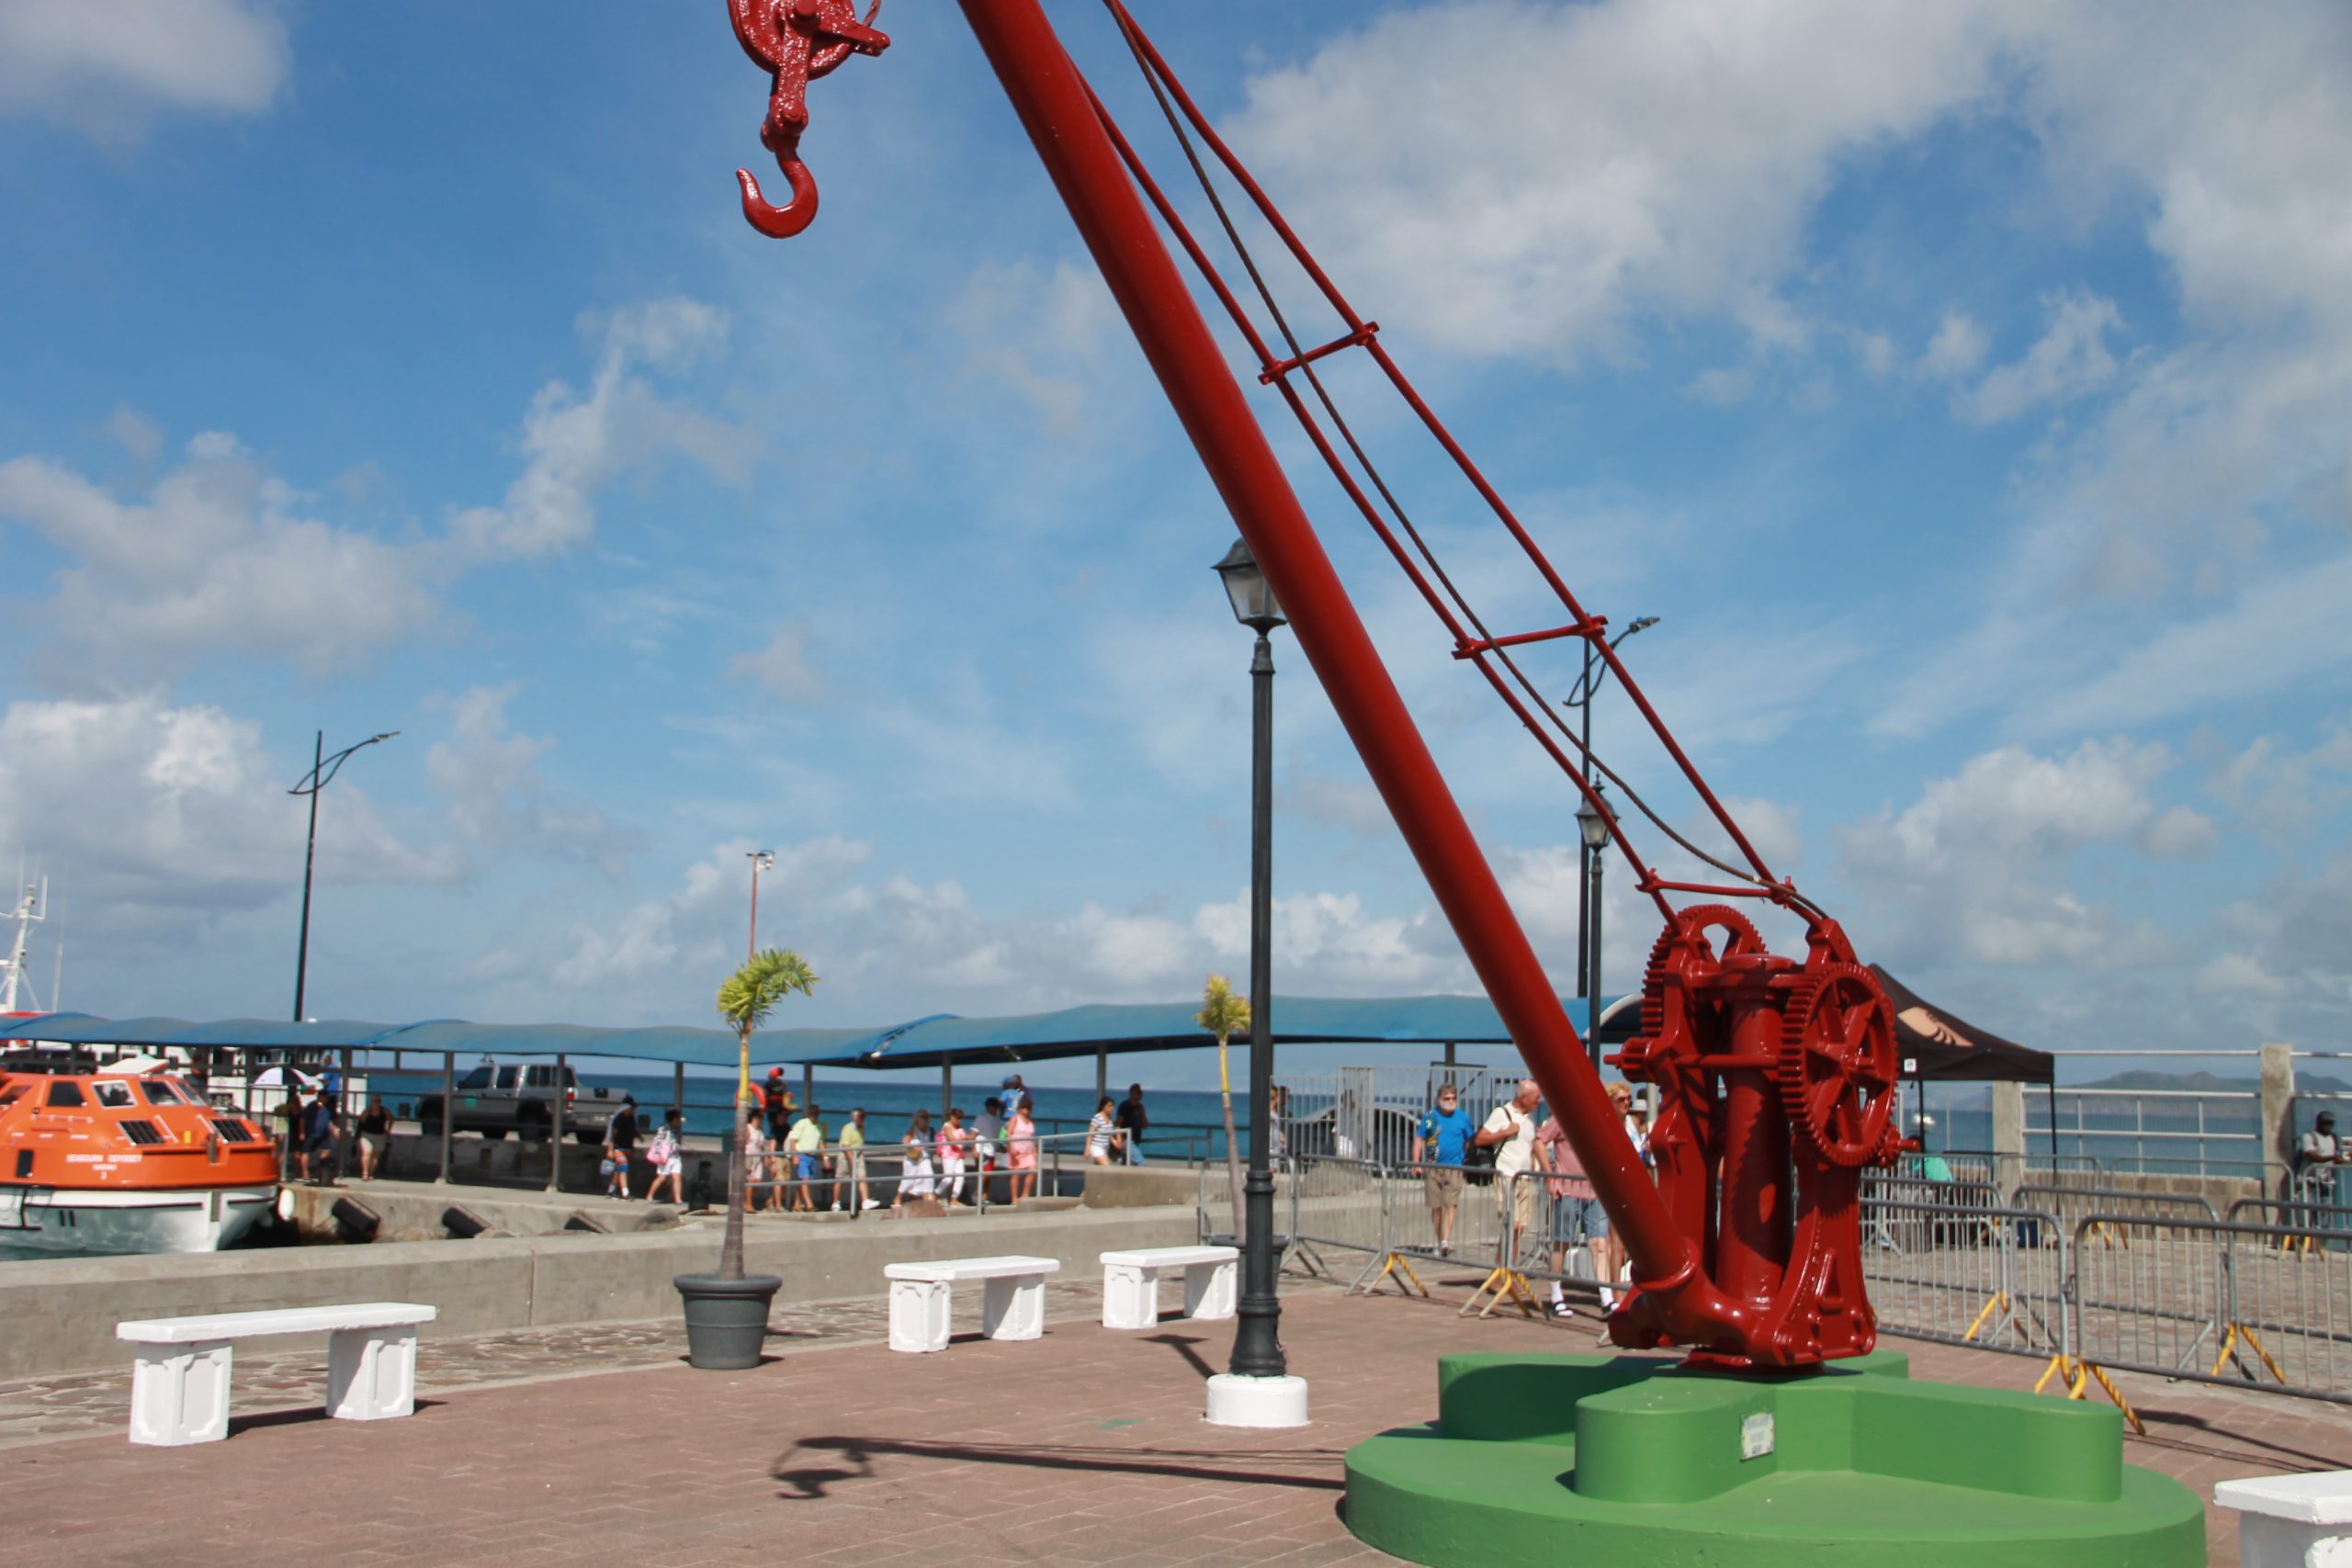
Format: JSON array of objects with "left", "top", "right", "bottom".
[{"left": 0, "top": 1202, "right": 1198, "bottom": 1381}]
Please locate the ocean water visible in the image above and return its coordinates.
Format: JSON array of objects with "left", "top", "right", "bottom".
[{"left": 360, "top": 1071, "right": 1251, "bottom": 1156}]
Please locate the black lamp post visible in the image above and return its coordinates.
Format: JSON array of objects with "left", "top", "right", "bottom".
[
  {"left": 1577, "top": 784, "right": 1611, "bottom": 1054},
  {"left": 1213, "top": 537, "right": 1287, "bottom": 1382},
  {"left": 288, "top": 730, "right": 398, "bottom": 1022},
  {"left": 1564, "top": 616, "right": 1657, "bottom": 1049}
]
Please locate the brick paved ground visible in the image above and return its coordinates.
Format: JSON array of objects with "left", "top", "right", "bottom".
[{"left": 7, "top": 1263, "right": 2348, "bottom": 1567}]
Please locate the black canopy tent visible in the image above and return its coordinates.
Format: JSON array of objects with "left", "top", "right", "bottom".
[
  {"left": 1871, "top": 966, "right": 2053, "bottom": 1085},
  {"left": 1870, "top": 965, "right": 2056, "bottom": 1165}
]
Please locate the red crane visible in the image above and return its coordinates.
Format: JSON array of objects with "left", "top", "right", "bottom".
[{"left": 722, "top": 0, "right": 1903, "bottom": 1371}]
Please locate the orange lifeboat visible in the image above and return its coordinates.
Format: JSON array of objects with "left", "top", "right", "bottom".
[{"left": 1, "top": 1051, "right": 281, "bottom": 1254}]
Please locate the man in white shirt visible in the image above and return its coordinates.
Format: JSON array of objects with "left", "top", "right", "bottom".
[{"left": 1476, "top": 1078, "right": 1542, "bottom": 1263}]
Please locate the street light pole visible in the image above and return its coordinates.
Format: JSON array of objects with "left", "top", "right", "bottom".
[
  {"left": 1208, "top": 539, "right": 1306, "bottom": 1427},
  {"left": 1566, "top": 616, "right": 1657, "bottom": 1060},
  {"left": 1577, "top": 784, "right": 1614, "bottom": 1055},
  {"left": 288, "top": 729, "right": 399, "bottom": 1022}
]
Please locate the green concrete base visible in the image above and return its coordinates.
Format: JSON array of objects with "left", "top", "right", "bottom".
[{"left": 1345, "top": 1350, "right": 2205, "bottom": 1567}]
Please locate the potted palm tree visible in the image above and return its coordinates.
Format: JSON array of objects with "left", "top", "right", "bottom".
[
  {"left": 1197, "top": 974, "right": 1250, "bottom": 1243},
  {"left": 673, "top": 946, "right": 819, "bottom": 1369}
]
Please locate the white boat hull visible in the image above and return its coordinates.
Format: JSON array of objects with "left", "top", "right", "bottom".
[{"left": 0, "top": 1185, "right": 275, "bottom": 1255}]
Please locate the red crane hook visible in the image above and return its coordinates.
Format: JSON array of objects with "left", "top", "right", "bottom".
[{"left": 727, "top": 0, "right": 889, "bottom": 240}]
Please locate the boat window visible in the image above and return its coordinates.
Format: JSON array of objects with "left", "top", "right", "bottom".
[
  {"left": 46, "top": 1081, "right": 85, "bottom": 1107},
  {"left": 458, "top": 1066, "right": 493, "bottom": 1090},
  {"left": 93, "top": 1081, "right": 136, "bottom": 1108},
  {"left": 139, "top": 1079, "right": 187, "bottom": 1106},
  {"left": 0, "top": 1084, "right": 24, "bottom": 1108}
]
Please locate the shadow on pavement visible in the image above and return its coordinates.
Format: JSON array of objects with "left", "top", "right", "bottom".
[{"left": 771, "top": 1434, "right": 1348, "bottom": 1500}]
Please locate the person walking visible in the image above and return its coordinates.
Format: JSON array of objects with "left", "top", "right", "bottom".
[
  {"left": 786, "top": 1102, "right": 825, "bottom": 1212},
  {"left": 1006, "top": 1100, "right": 1038, "bottom": 1203},
  {"left": 300, "top": 1089, "right": 339, "bottom": 1186},
  {"left": 937, "top": 1107, "right": 972, "bottom": 1205},
  {"left": 1411, "top": 1082, "right": 1478, "bottom": 1256},
  {"left": 644, "top": 1108, "right": 685, "bottom": 1205},
  {"left": 896, "top": 1110, "right": 937, "bottom": 1212},
  {"left": 842, "top": 1108, "right": 875, "bottom": 1211},
  {"left": 1086, "top": 1094, "right": 1120, "bottom": 1166},
  {"left": 356, "top": 1097, "right": 393, "bottom": 1180},
  {"left": 1114, "top": 1083, "right": 1150, "bottom": 1166},
  {"left": 741, "top": 1106, "right": 771, "bottom": 1213},
  {"left": 1533, "top": 1104, "right": 1619, "bottom": 1317},
  {"left": 1476, "top": 1078, "right": 1542, "bottom": 1267},
  {"left": 604, "top": 1094, "right": 639, "bottom": 1200},
  {"left": 973, "top": 1097, "right": 1005, "bottom": 1203}
]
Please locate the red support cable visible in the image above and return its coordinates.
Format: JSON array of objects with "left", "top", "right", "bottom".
[{"left": 1101, "top": 0, "right": 1785, "bottom": 896}]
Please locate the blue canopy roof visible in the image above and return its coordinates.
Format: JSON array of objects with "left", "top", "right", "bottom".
[{"left": 5, "top": 992, "right": 1632, "bottom": 1071}]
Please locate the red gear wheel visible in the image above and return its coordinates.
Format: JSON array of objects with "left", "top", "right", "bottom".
[
  {"left": 1780, "top": 960, "right": 1898, "bottom": 1168},
  {"left": 1617, "top": 905, "right": 1762, "bottom": 1079}
]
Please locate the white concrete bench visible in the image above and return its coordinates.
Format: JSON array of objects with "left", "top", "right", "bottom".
[
  {"left": 1100, "top": 1245, "right": 1239, "bottom": 1329},
  {"left": 2217, "top": 1471, "right": 2352, "bottom": 1566},
  {"left": 884, "top": 1255, "right": 1059, "bottom": 1353},
  {"left": 116, "top": 1302, "right": 436, "bottom": 1446}
]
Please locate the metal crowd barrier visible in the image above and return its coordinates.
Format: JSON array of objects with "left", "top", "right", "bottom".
[
  {"left": 2071, "top": 1212, "right": 2352, "bottom": 1409},
  {"left": 1283, "top": 1155, "right": 1397, "bottom": 1292},
  {"left": 2010, "top": 1184, "right": 2215, "bottom": 1253}
]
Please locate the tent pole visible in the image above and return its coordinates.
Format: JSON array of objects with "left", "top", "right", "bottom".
[
  {"left": 436, "top": 1052, "right": 453, "bottom": 1185},
  {"left": 2046, "top": 1080, "right": 2058, "bottom": 1167},
  {"left": 942, "top": 1054, "right": 954, "bottom": 1122},
  {"left": 1096, "top": 1044, "right": 1107, "bottom": 1103},
  {"left": 674, "top": 1061, "right": 685, "bottom": 1120},
  {"left": 548, "top": 1053, "right": 566, "bottom": 1193}
]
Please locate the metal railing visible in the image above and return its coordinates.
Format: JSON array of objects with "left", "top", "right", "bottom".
[{"left": 1217, "top": 1156, "right": 2352, "bottom": 1411}]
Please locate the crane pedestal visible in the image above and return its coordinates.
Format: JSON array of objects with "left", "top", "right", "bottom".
[{"left": 1344, "top": 1352, "right": 2203, "bottom": 1567}]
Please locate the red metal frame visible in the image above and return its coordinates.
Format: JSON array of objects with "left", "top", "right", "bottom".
[{"left": 719, "top": 0, "right": 1903, "bottom": 1369}]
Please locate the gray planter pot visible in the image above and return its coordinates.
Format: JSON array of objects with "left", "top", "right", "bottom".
[{"left": 673, "top": 1272, "right": 782, "bottom": 1369}]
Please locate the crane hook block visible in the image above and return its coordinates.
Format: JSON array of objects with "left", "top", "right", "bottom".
[{"left": 727, "top": 0, "right": 890, "bottom": 240}]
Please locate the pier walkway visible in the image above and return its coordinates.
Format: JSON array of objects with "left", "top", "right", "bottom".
[{"left": 4, "top": 1269, "right": 2347, "bottom": 1566}]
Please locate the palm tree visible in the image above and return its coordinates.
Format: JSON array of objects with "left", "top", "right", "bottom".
[
  {"left": 715, "top": 947, "right": 819, "bottom": 1280},
  {"left": 1196, "top": 973, "right": 1250, "bottom": 1239}
]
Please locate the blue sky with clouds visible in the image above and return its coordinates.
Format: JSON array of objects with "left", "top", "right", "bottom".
[{"left": 3, "top": 0, "right": 2348, "bottom": 1088}]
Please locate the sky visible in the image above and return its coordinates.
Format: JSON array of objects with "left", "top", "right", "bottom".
[{"left": 2, "top": 0, "right": 2349, "bottom": 1091}]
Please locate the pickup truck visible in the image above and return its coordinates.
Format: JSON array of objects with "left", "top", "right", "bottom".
[{"left": 414, "top": 1061, "right": 627, "bottom": 1144}]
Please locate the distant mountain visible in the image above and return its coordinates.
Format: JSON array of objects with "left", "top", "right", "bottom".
[{"left": 2076, "top": 1068, "right": 2352, "bottom": 1094}]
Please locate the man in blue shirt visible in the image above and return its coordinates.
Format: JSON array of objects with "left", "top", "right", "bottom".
[{"left": 1411, "top": 1083, "right": 1478, "bottom": 1256}]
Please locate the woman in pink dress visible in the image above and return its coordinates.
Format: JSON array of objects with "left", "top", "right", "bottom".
[
  {"left": 1006, "top": 1101, "right": 1038, "bottom": 1203},
  {"left": 937, "top": 1107, "right": 972, "bottom": 1206}
]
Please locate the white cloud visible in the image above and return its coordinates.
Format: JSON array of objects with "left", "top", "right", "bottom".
[
  {"left": 0, "top": 298, "right": 742, "bottom": 680},
  {"left": 0, "top": 435, "right": 439, "bottom": 678},
  {"left": 0, "top": 0, "right": 288, "bottom": 140},
  {"left": 727, "top": 623, "right": 822, "bottom": 705},
  {"left": 1232, "top": 0, "right": 2029, "bottom": 363},
  {"left": 1923, "top": 310, "right": 1989, "bottom": 378},
  {"left": 1833, "top": 739, "right": 2183, "bottom": 968},
  {"left": 447, "top": 299, "right": 745, "bottom": 560},
  {"left": 0, "top": 694, "right": 455, "bottom": 919},
  {"left": 948, "top": 260, "right": 1120, "bottom": 435},
  {"left": 424, "top": 685, "right": 634, "bottom": 871},
  {"left": 2211, "top": 723, "right": 2352, "bottom": 840},
  {"left": 1960, "top": 292, "right": 2124, "bottom": 424}
]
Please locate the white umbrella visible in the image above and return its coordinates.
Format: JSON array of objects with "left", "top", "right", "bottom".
[{"left": 252, "top": 1066, "right": 322, "bottom": 1090}]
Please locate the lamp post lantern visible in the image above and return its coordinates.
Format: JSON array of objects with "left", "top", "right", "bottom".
[
  {"left": 1206, "top": 538, "right": 1306, "bottom": 1427},
  {"left": 747, "top": 851, "right": 775, "bottom": 961},
  {"left": 1577, "top": 784, "right": 1611, "bottom": 1055},
  {"left": 288, "top": 729, "right": 398, "bottom": 1022}
]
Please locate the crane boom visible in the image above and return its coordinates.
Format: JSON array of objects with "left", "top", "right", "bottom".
[{"left": 720, "top": 0, "right": 1903, "bottom": 1370}]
